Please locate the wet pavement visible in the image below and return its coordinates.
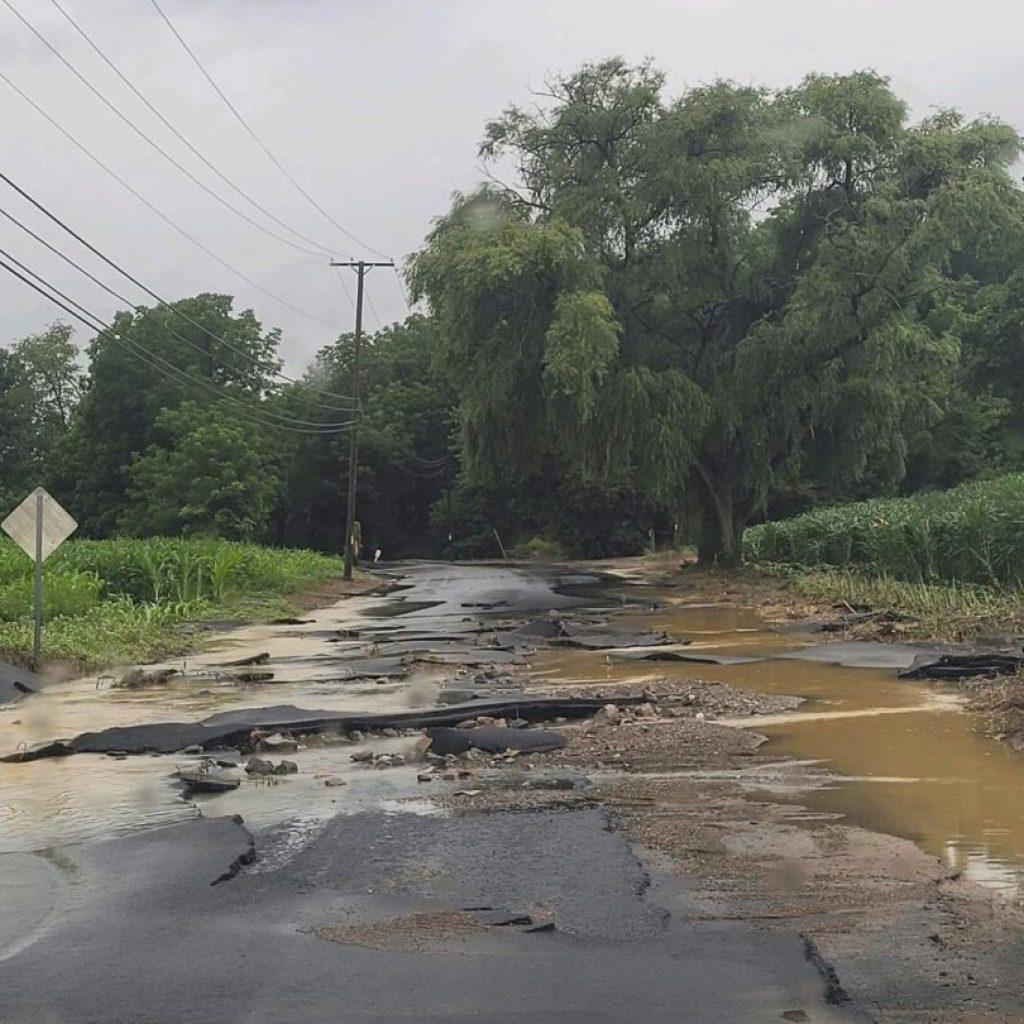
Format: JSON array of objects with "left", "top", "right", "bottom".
[{"left": 3, "top": 560, "right": 1024, "bottom": 1021}]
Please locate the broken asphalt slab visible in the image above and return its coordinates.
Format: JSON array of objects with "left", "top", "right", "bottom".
[
  {"left": 2, "top": 695, "right": 650, "bottom": 761},
  {"left": 425, "top": 725, "right": 566, "bottom": 755},
  {"left": 0, "top": 661, "right": 44, "bottom": 705},
  {"left": 898, "top": 650, "right": 1024, "bottom": 680},
  {"left": 0, "top": 808, "right": 864, "bottom": 1023}
]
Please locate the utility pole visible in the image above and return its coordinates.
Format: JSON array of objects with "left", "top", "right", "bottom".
[{"left": 330, "top": 259, "right": 394, "bottom": 579}]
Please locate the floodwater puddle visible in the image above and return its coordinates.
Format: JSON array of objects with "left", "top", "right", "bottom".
[
  {"left": 5, "top": 564, "right": 1024, "bottom": 903},
  {"left": 533, "top": 599, "right": 1024, "bottom": 899}
]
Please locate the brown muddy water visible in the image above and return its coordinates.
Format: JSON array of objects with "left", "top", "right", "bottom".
[
  {"left": 0, "top": 593, "right": 444, "bottom": 853},
  {"left": 4, "top": 577, "right": 1024, "bottom": 903},
  {"left": 533, "top": 598, "right": 1024, "bottom": 900}
]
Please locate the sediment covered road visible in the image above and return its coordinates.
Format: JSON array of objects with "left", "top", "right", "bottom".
[{"left": 2, "top": 561, "right": 1023, "bottom": 1022}]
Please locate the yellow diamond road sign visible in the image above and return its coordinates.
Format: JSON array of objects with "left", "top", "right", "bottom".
[{"left": 2, "top": 487, "right": 77, "bottom": 562}]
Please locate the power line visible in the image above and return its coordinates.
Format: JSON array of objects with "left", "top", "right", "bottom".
[
  {"left": 0, "top": 68, "right": 344, "bottom": 331},
  {"left": 0, "top": 252, "right": 356, "bottom": 435},
  {"left": 47, "top": 0, "right": 356, "bottom": 264},
  {"left": 0, "top": 175, "right": 358, "bottom": 412},
  {"left": 2, "top": 0, "right": 335, "bottom": 261},
  {"left": 334, "top": 266, "right": 356, "bottom": 319},
  {"left": 149, "top": 0, "right": 393, "bottom": 261},
  {"left": 0, "top": 245, "right": 355, "bottom": 430},
  {"left": 0, "top": 228, "right": 354, "bottom": 425}
]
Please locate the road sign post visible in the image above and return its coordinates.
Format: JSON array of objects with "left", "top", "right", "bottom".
[
  {"left": 1, "top": 488, "right": 77, "bottom": 668},
  {"left": 33, "top": 491, "right": 43, "bottom": 667}
]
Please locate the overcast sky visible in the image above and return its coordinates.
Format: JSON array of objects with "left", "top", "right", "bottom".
[{"left": 1, "top": 0, "right": 1021, "bottom": 372}]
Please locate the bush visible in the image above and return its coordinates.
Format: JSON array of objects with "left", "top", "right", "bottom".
[{"left": 509, "top": 536, "right": 567, "bottom": 561}]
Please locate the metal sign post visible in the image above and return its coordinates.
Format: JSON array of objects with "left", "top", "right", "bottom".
[
  {"left": 33, "top": 490, "right": 43, "bottom": 666},
  {"left": 2, "top": 487, "right": 78, "bottom": 668}
]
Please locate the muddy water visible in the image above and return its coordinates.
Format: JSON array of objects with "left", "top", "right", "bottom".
[
  {"left": 0, "top": 590, "right": 446, "bottom": 853},
  {"left": 534, "top": 599, "right": 1024, "bottom": 898},
  {"left": 7, "top": 565, "right": 1024, "bottom": 900}
]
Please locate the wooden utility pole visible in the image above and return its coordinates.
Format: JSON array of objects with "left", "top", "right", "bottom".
[{"left": 330, "top": 259, "right": 394, "bottom": 578}]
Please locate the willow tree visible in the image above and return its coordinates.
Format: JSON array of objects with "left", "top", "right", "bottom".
[{"left": 411, "top": 60, "right": 1021, "bottom": 565}]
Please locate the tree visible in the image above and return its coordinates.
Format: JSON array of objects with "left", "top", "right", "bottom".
[
  {"left": 0, "top": 322, "right": 82, "bottom": 514},
  {"left": 278, "top": 315, "right": 453, "bottom": 556},
  {"left": 412, "top": 61, "right": 1023, "bottom": 565},
  {"left": 122, "top": 403, "right": 278, "bottom": 540},
  {"left": 52, "top": 295, "right": 283, "bottom": 535}
]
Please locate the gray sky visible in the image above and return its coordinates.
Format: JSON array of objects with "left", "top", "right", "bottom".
[{"left": 1, "top": 0, "right": 1022, "bottom": 372}]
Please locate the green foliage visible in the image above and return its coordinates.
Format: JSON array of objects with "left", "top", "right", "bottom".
[
  {"left": 123, "top": 403, "right": 278, "bottom": 541},
  {"left": 434, "top": 471, "right": 652, "bottom": 560},
  {"left": 0, "top": 536, "right": 339, "bottom": 665},
  {"left": 0, "top": 322, "right": 82, "bottom": 513},
  {"left": 509, "top": 536, "right": 568, "bottom": 561},
  {"left": 51, "top": 295, "right": 281, "bottom": 535},
  {"left": 412, "top": 60, "right": 1024, "bottom": 566},
  {"left": 745, "top": 474, "right": 1024, "bottom": 587},
  {"left": 280, "top": 315, "right": 453, "bottom": 556}
]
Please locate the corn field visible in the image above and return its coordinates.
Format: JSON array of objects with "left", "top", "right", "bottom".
[
  {"left": 0, "top": 537, "right": 340, "bottom": 623},
  {"left": 744, "top": 474, "right": 1024, "bottom": 587}
]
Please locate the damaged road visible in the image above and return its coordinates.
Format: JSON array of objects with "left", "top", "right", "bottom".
[
  {"left": 5, "top": 560, "right": 1024, "bottom": 1022},
  {"left": 0, "top": 807, "right": 860, "bottom": 1024}
]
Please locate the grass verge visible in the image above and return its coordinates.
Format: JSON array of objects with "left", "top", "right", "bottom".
[
  {"left": 761, "top": 564, "right": 1024, "bottom": 641},
  {"left": 0, "top": 537, "right": 352, "bottom": 669}
]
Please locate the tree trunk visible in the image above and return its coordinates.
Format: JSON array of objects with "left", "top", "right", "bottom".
[{"left": 695, "top": 473, "right": 745, "bottom": 569}]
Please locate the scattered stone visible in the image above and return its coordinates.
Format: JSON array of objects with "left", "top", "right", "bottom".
[
  {"left": 456, "top": 719, "right": 478, "bottom": 729},
  {"left": 258, "top": 733, "right": 298, "bottom": 753},
  {"left": 381, "top": 728, "right": 399, "bottom": 738},
  {"left": 592, "top": 704, "right": 621, "bottom": 727},
  {"left": 180, "top": 744, "right": 203, "bottom": 755},
  {"left": 417, "top": 771, "right": 435, "bottom": 783},
  {"left": 348, "top": 730, "right": 365, "bottom": 743},
  {"left": 475, "top": 715, "right": 507, "bottom": 728},
  {"left": 323, "top": 776, "right": 346, "bottom": 787},
  {"left": 115, "top": 667, "right": 178, "bottom": 690},
  {"left": 245, "top": 756, "right": 275, "bottom": 775},
  {"left": 350, "top": 750, "right": 375, "bottom": 763},
  {"left": 375, "top": 677, "right": 390, "bottom": 685},
  {"left": 635, "top": 702, "right": 657, "bottom": 719},
  {"left": 453, "top": 789, "right": 483, "bottom": 797},
  {"left": 273, "top": 759, "right": 298, "bottom": 775}
]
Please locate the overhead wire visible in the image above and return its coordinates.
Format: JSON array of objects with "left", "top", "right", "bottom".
[
  {"left": 2, "top": 0, "right": 338, "bottom": 261},
  {"left": 0, "top": 68, "right": 344, "bottom": 331},
  {"left": 47, "top": 0, "right": 356, "bottom": 263},
  {"left": 0, "top": 172, "right": 358, "bottom": 412},
  {"left": 0, "top": 251, "right": 356, "bottom": 435},
  {"left": 148, "top": 0, "right": 394, "bottom": 261},
  {"left": 0, "top": 213, "right": 355, "bottom": 419}
]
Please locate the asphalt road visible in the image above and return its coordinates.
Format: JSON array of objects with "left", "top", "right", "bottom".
[
  {"left": 0, "top": 562, "right": 865, "bottom": 1023},
  {"left": 0, "top": 810, "right": 860, "bottom": 1023}
]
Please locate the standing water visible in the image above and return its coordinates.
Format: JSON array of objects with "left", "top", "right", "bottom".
[{"left": 532, "top": 597, "right": 1024, "bottom": 898}]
